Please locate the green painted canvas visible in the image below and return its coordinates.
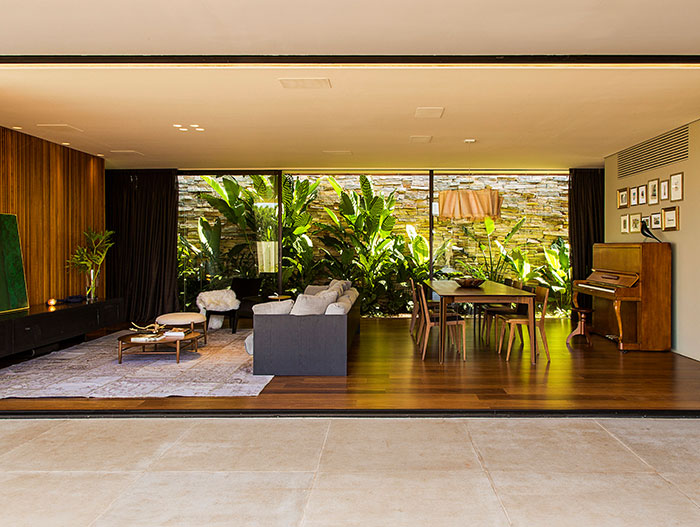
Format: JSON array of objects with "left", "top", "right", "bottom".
[{"left": 0, "top": 214, "right": 29, "bottom": 313}]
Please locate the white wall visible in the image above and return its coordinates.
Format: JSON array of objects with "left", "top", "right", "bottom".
[{"left": 604, "top": 120, "right": 700, "bottom": 361}]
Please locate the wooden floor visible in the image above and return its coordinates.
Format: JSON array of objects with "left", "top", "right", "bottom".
[{"left": 2, "top": 317, "right": 700, "bottom": 413}]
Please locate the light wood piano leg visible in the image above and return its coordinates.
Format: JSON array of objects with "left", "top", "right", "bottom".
[{"left": 613, "top": 300, "right": 624, "bottom": 350}]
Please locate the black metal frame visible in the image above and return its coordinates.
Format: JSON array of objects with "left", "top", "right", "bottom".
[{"left": 2, "top": 55, "right": 699, "bottom": 65}]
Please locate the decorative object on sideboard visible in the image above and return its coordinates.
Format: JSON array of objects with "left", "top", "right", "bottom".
[
  {"left": 662, "top": 206, "right": 679, "bottom": 231},
  {"left": 647, "top": 179, "right": 659, "bottom": 205},
  {"left": 638, "top": 185, "right": 647, "bottom": 205},
  {"left": 46, "top": 298, "right": 57, "bottom": 306},
  {"left": 641, "top": 215, "right": 650, "bottom": 229},
  {"left": 67, "top": 228, "right": 115, "bottom": 303},
  {"left": 620, "top": 214, "right": 629, "bottom": 234},
  {"left": 670, "top": 172, "right": 683, "bottom": 202},
  {"left": 617, "top": 187, "right": 629, "bottom": 209},
  {"left": 630, "top": 213, "right": 641, "bottom": 233},
  {"left": 660, "top": 179, "right": 669, "bottom": 201},
  {"left": 630, "top": 187, "right": 638, "bottom": 207}
]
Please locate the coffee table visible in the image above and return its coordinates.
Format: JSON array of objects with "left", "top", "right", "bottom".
[{"left": 117, "top": 332, "right": 201, "bottom": 364}]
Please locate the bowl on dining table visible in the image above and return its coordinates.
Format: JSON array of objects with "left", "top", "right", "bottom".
[{"left": 454, "top": 276, "right": 485, "bottom": 288}]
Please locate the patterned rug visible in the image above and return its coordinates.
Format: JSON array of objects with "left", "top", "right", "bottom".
[{"left": 0, "top": 329, "right": 273, "bottom": 398}]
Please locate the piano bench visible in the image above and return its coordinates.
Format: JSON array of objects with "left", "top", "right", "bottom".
[{"left": 567, "top": 307, "right": 593, "bottom": 349}]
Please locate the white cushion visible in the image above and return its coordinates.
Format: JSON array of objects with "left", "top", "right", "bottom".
[
  {"left": 290, "top": 293, "right": 335, "bottom": 316},
  {"left": 303, "top": 285, "right": 328, "bottom": 295},
  {"left": 327, "top": 284, "right": 344, "bottom": 297},
  {"left": 337, "top": 292, "right": 356, "bottom": 306},
  {"left": 315, "top": 289, "right": 339, "bottom": 303},
  {"left": 344, "top": 288, "right": 360, "bottom": 304},
  {"left": 252, "top": 299, "right": 294, "bottom": 315},
  {"left": 325, "top": 297, "right": 353, "bottom": 315},
  {"left": 330, "top": 279, "right": 352, "bottom": 291},
  {"left": 156, "top": 312, "right": 206, "bottom": 325},
  {"left": 244, "top": 333, "right": 254, "bottom": 355}
]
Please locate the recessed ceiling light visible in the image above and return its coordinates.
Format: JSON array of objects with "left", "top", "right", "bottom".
[
  {"left": 12, "top": 126, "right": 22, "bottom": 130},
  {"left": 279, "top": 78, "right": 332, "bottom": 89},
  {"left": 173, "top": 124, "right": 182, "bottom": 127},
  {"left": 195, "top": 128, "right": 205, "bottom": 132},
  {"left": 463, "top": 138, "right": 477, "bottom": 143},
  {"left": 190, "top": 124, "right": 199, "bottom": 127},
  {"left": 410, "top": 135, "right": 432, "bottom": 143},
  {"left": 322, "top": 150, "right": 352, "bottom": 155},
  {"left": 179, "top": 128, "right": 188, "bottom": 131},
  {"left": 96, "top": 153, "right": 104, "bottom": 157},
  {"left": 61, "top": 142, "right": 70, "bottom": 146},
  {"left": 414, "top": 107, "right": 444, "bottom": 119}
]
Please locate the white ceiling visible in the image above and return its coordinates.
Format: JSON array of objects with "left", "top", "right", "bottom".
[
  {"left": 1, "top": 0, "right": 700, "bottom": 55},
  {"left": 1, "top": 65, "right": 700, "bottom": 170},
  {"left": 1, "top": 2, "right": 700, "bottom": 170}
]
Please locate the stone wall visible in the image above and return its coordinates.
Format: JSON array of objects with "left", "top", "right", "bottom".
[{"left": 178, "top": 173, "right": 569, "bottom": 270}]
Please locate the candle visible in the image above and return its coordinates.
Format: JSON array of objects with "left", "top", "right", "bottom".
[{"left": 47, "top": 298, "right": 57, "bottom": 306}]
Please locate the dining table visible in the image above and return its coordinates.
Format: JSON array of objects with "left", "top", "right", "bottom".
[{"left": 425, "top": 279, "right": 537, "bottom": 364}]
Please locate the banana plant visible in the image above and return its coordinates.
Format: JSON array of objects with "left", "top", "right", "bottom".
[
  {"left": 403, "top": 224, "right": 450, "bottom": 282},
  {"left": 460, "top": 216, "right": 526, "bottom": 283},
  {"left": 536, "top": 237, "right": 572, "bottom": 312},
  {"left": 317, "top": 175, "right": 401, "bottom": 314}
]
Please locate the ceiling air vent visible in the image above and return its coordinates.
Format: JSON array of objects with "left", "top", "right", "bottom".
[{"left": 618, "top": 126, "right": 689, "bottom": 178}]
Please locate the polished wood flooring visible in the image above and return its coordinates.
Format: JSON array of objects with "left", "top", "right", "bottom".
[{"left": 2, "top": 317, "right": 700, "bottom": 413}]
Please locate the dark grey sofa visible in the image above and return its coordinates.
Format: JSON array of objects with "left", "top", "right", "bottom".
[{"left": 252, "top": 299, "right": 360, "bottom": 376}]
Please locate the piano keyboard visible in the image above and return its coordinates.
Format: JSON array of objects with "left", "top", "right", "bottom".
[{"left": 577, "top": 283, "right": 615, "bottom": 294}]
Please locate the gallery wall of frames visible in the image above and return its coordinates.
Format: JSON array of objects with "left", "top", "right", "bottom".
[{"left": 616, "top": 171, "right": 682, "bottom": 234}]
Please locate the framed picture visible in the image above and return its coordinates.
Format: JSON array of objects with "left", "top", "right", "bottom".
[
  {"left": 617, "top": 187, "right": 629, "bottom": 208},
  {"left": 651, "top": 212, "right": 662, "bottom": 229},
  {"left": 638, "top": 185, "right": 647, "bottom": 205},
  {"left": 0, "top": 214, "right": 29, "bottom": 314},
  {"left": 662, "top": 206, "right": 679, "bottom": 231},
  {"left": 641, "top": 215, "right": 650, "bottom": 228},
  {"left": 630, "top": 187, "right": 638, "bottom": 206},
  {"left": 630, "top": 213, "right": 641, "bottom": 233},
  {"left": 670, "top": 172, "right": 683, "bottom": 202},
  {"left": 648, "top": 179, "right": 659, "bottom": 205},
  {"left": 620, "top": 214, "right": 629, "bottom": 233},
  {"left": 660, "top": 179, "right": 669, "bottom": 200}
]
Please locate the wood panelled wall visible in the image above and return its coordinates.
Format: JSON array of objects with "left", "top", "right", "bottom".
[{"left": 0, "top": 127, "right": 105, "bottom": 305}]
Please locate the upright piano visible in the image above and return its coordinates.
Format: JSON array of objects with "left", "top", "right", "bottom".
[{"left": 572, "top": 243, "right": 672, "bottom": 352}]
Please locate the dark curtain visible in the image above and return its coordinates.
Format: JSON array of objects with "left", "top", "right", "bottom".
[
  {"left": 568, "top": 168, "right": 605, "bottom": 308},
  {"left": 106, "top": 169, "right": 179, "bottom": 324}
]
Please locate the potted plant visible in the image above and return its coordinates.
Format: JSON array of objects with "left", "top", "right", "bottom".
[{"left": 67, "top": 228, "right": 115, "bottom": 302}]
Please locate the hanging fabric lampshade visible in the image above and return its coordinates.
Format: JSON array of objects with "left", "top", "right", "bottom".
[{"left": 438, "top": 189, "right": 503, "bottom": 220}]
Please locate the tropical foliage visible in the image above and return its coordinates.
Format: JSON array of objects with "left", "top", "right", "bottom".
[
  {"left": 458, "top": 217, "right": 525, "bottom": 282},
  {"left": 183, "top": 174, "right": 573, "bottom": 316}
]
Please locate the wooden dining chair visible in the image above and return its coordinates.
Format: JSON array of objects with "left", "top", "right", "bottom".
[
  {"left": 481, "top": 279, "right": 521, "bottom": 344},
  {"left": 496, "top": 285, "right": 550, "bottom": 362},
  {"left": 409, "top": 278, "right": 439, "bottom": 339},
  {"left": 417, "top": 282, "right": 467, "bottom": 361}
]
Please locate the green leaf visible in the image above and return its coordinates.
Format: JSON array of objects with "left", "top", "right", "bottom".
[
  {"left": 201, "top": 176, "right": 226, "bottom": 201},
  {"left": 381, "top": 215, "right": 396, "bottom": 232},
  {"left": 326, "top": 176, "right": 343, "bottom": 197},
  {"left": 360, "top": 175, "right": 374, "bottom": 206},
  {"left": 324, "top": 207, "right": 341, "bottom": 226},
  {"left": 484, "top": 216, "right": 496, "bottom": 235},
  {"left": 503, "top": 217, "right": 526, "bottom": 244},
  {"left": 339, "top": 193, "right": 356, "bottom": 216}
]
